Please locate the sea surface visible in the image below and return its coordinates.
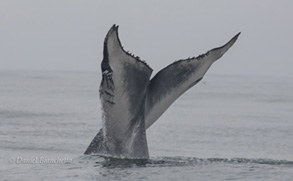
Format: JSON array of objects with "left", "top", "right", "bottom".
[{"left": 0, "top": 70, "right": 292, "bottom": 180}]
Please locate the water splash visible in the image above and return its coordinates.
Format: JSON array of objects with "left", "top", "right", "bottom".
[
  {"left": 147, "top": 157, "right": 293, "bottom": 167},
  {"left": 80, "top": 155, "right": 293, "bottom": 169}
]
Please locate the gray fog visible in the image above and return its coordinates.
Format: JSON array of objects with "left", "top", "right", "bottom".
[{"left": 1, "top": 0, "right": 292, "bottom": 77}]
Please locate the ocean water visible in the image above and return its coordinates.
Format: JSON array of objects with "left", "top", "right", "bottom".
[{"left": 0, "top": 70, "right": 292, "bottom": 180}]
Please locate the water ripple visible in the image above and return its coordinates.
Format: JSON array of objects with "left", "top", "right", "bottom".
[{"left": 79, "top": 155, "right": 293, "bottom": 168}]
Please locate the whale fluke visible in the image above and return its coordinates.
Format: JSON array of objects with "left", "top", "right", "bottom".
[
  {"left": 84, "top": 24, "right": 240, "bottom": 158},
  {"left": 145, "top": 32, "right": 240, "bottom": 128}
]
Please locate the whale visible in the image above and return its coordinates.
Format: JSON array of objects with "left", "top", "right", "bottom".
[{"left": 84, "top": 25, "right": 240, "bottom": 159}]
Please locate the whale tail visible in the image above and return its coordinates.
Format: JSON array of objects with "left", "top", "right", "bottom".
[
  {"left": 145, "top": 32, "right": 240, "bottom": 128},
  {"left": 85, "top": 25, "right": 151, "bottom": 158},
  {"left": 84, "top": 25, "right": 240, "bottom": 158},
  {"left": 84, "top": 129, "right": 106, "bottom": 155}
]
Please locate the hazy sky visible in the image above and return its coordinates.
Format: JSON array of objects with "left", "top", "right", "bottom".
[{"left": 1, "top": 0, "right": 292, "bottom": 77}]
